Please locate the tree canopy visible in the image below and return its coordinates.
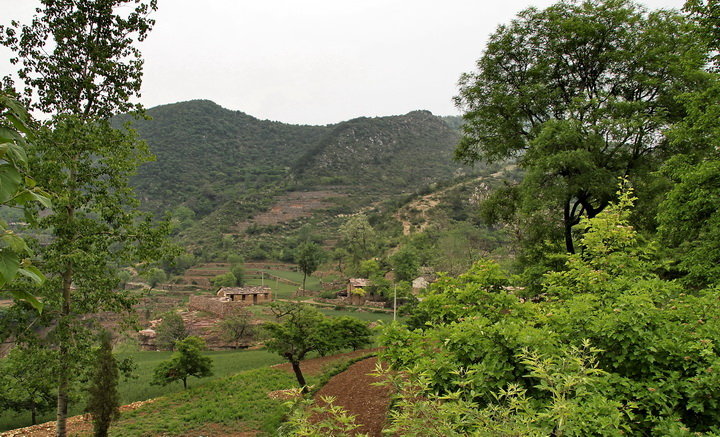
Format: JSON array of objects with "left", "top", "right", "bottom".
[
  {"left": 455, "top": 0, "right": 709, "bottom": 258},
  {"left": 264, "top": 302, "right": 372, "bottom": 393}
]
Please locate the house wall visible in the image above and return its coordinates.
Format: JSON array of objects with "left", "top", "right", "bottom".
[{"left": 189, "top": 295, "right": 253, "bottom": 317}]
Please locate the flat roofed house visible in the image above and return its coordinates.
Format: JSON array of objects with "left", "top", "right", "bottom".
[{"left": 218, "top": 286, "right": 272, "bottom": 305}]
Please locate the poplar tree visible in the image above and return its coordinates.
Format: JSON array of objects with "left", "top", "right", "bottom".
[{"left": 1, "top": 2, "right": 162, "bottom": 435}]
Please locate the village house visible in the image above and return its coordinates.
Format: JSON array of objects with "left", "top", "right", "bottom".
[{"left": 216, "top": 286, "right": 272, "bottom": 304}]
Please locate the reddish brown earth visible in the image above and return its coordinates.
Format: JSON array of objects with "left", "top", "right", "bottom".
[
  {"left": 272, "top": 348, "right": 380, "bottom": 377},
  {"left": 312, "top": 356, "right": 392, "bottom": 437}
]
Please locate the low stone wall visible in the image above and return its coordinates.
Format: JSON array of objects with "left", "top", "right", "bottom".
[{"left": 188, "top": 295, "right": 253, "bottom": 317}]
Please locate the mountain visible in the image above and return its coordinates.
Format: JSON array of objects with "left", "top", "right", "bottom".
[
  {"left": 124, "top": 100, "right": 330, "bottom": 215},
  {"left": 120, "top": 100, "right": 483, "bottom": 256}
]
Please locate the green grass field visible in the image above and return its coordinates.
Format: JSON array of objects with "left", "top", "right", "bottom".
[
  {"left": 0, "top": 349, "right": 284, "bottom": 432},
  {"left": 111, "top": 367, "right": 298, "bottom": 436},
  {"left": 318, "top": 307, "right": 399, "bottom": 323}
]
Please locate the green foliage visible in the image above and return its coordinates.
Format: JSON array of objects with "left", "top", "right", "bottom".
[
  {"left": 212, "top": 271, "right": 237, "bottom": 288},
  {"left": 382, "top": 192, "right": 720, "bottom": 434},
  {"left": 144, "top": 267, "right": 167, "bottom": 288},
  {"left": 0, "top": 345, "right": 56, "bottom": 426},
  {"left": 154, "top": 312, "right": 188, "bottom": 351},
  {"left": 389, "top": 246, "right": 419, "bottom": 282},
  {"left": 264, "top": 302, "right": 372, "bottom": 392},
  {"left": 0, "top": 92, "right": 49, "bottom": 310},
  {"left": 379, "top": 344, "right": 628, "bottom": 436},
  {"left": 406, "top": 260, "right": 509, "bottom": 329},
  {"left": 339, "top": 214, "right": 377, "bottom": 273},
  {"left": 152, "top": 336, "right": 213, "bottom": 389},
  {"left": 295, "top": 241, "right": 323, "bottom": 292},
  {"left": 85, "top": 331, "right": 120, "bottom": 437},
  {"left": 455, "top": 0, "right": 708, "bottom": 264},
  {"left": 230, "top": 263, "right": 245, "bottom": 286},
  {"left": 280, "top": 395, "right": 367, "bottom": 437}
]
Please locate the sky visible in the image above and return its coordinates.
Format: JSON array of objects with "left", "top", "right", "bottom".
[{"left": 1, "top": 0, "right": 686, "bottom": 126}]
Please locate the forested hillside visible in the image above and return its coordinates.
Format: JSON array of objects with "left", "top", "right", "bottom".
[
  {"left": 124, "top": 100, "right": 330, "bottom": 215},
  {"left": 121, "top": 101, "right": 479, "bottom": 256}
]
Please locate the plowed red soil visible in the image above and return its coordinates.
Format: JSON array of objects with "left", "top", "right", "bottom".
[
  {"left": 272, "top": 348, "right": 380, "bottom": 377},
  {"left": 312, "top": 356, "right": 392, "bottom": 436}
]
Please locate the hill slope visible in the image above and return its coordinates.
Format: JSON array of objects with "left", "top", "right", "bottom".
[
  {"left": 293, "top": 110, "right": 465, "bottom": 191},
  {"left": 125, "top": 100, "right": 330, "bottom": 215}
]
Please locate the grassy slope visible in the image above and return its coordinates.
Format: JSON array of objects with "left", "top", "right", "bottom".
[
  {"left": 111, "top": 367, "right": 298, "bottom": 436},
  {"left": 0, "top": 350, "right": 284, "bottom": 432}
]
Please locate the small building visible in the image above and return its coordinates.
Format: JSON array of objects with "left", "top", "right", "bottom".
[
  {"left": 412, "top": 275, "right": 436, "bottom": 295},
  {"left": 217, "top": 286, "right": 272, "bottom": 304},
  {"left": 347, "top": 278, "right": 372, "bottom": 295}
]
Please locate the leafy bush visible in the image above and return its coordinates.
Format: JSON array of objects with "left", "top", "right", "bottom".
[{"left": 381, "top": 192, "right": 720, "bottom": 434}]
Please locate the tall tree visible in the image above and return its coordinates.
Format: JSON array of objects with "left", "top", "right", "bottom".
[
  {"left": 295, "top": 242, "right": 323, "bottom": 294},
  {"left": 655, "top": 0, "right": 720, "bottom": 288},
  {"left": 1, "top": 2, "right": 161, "bottom": 436},
  {"left": 338, "top": 214, "right": 376, "bottom": 273},
  {"left": 454, "top": 0, "right": 708, "bottom": 258}
]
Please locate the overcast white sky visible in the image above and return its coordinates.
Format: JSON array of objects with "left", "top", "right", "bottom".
[{"left": 1, "top": 0, "right": 686, "bottom": 125}]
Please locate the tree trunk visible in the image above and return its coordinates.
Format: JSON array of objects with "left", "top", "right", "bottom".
[
  {"left": 56, "top": 258, "right": 73, "bottom": 437},
  {"left": 183, "top": 377, "right": 187, "bottom": 389},
  {"left": 290, "top": 360, "right": 308, "bottom": 393},
  {"left": 31, "top": 405, "right": 37, "bottom": 425},
  {"left": 302, "top": 272, "right": 307, "bottom": 295},
  {"left": 563, "top": 200, "right": 576, "bottom": 254}
]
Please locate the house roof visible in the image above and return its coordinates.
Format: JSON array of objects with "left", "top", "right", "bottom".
[
  {"left": 219, "top": 286, "right": 271, "bottom": 295},
  {"left": 348, "top": 278, "right": 373, "bottom": 287}
]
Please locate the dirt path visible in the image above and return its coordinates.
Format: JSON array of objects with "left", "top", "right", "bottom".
[
  {"left": 272, "top": 348, "right": 380, "bottom": 377},
  {"left": 0, "top": 400, "right": 155, "bottom": 437},
  {"left": 312, "top": 356, "right": 392, "bottom": 436}
]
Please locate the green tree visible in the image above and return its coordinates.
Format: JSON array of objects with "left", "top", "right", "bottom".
[
  {"left": 295, "top": 241, "right": 323, "bottom": 293},
  {"left": 1, "top": 2, "right": 161, "bottom": 435},
  {"left": 381, "top": 187, "right": 720, "bottom": 434},
  {"left": 211, "top": 271, "right": 237, "bottom": 287},
  {"left": 217, "top": 310, "right": 254, "bottom": 349},
  {"left": 230, "top": 263, "right": 245, "bottom": 286},
  {"left": 339, "top": 214, "right": 376, "bottom": 273},
  {"left": 85, "top": 331, "right": 120, "bottom": 437},
  {"left": 154, "top": 312, "right": 188, "bottom": 351},
  {"left": 389, "top": 247, "right": 419, "bottom": 282},
  {"left": 144, "top": 267, "right": 166, "bottom": 288},
  {"left": 0, "top": 345, "right": 56, "bottom": 426},
  {"left": 655, "top": 2, "right": 720, "bottom": 288},
  {"left": 264, "top": 302, "right": 371, "bottom": 393},
  {"left": 151, "top": 336, "right": 213, "bottom": 389},
  {"left": 454, "top": 0, "right": 707, "bottom": 259}
]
